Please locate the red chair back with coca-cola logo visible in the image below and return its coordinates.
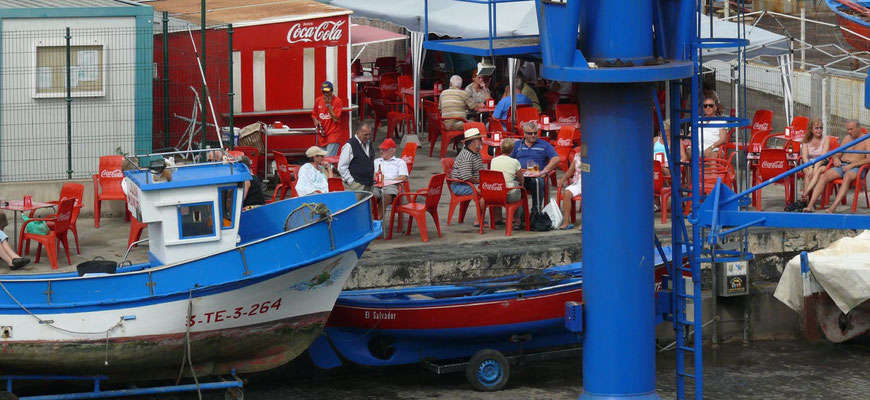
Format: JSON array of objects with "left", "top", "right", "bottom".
[
  {"left": 479, "top": 170, "right": 509, "bottom": 205},
  {"left": 555, "top": 125, "right": 575, "bottom": 147},
  {"left": 555, "top": 104, "right": 579, "bottom": 124},
  {"left": 757, "top": 149, "right": 789, "bottom": 181},
  {"left": 97, "top": 155, "right": 124, "bottom": 195},
  {"left": 749, "top": 109, "right": 773, "bottom": 136},
  {"left": 654, "top": 160, "right": 665, "bottom": 194},
  {"left": 423, "top": 173, "right": 446, "bottom": 210},
  {"left": 379, "top": 72, "right": 399, "bottom": 102},
  {"left": 789, "top": 116, "right": 809, "bottom": 138},
  {"left": 400, "top": 142, "right": 418, "bottom": 174},
  {"left": 53, "top": 197, "right": 75, "bottom": 234}
]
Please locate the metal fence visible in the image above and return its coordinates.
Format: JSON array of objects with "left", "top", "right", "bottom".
[
  {"left": 0, "top": 17, "right": 233, "bottom": 183},
  {"left": 153, "top": 14, "right": 232, "bottom": 154}
]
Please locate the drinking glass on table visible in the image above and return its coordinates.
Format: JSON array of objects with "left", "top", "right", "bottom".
[{"left": 527, "top": 160, "right": 539, "bottom": 174}]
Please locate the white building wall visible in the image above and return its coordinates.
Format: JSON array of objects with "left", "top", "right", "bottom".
[{"left": 1, "top": 17, "right": 137, "bottom": 182}]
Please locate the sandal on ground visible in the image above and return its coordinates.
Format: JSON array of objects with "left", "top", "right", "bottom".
[
  {"left": 10, "top": 257, "right": 30, "bottom": 270},
  {"left": 494, "top": 220, "right": 505, "bottom": 226},
  {"left": 559, "top": 224, "right": 574, "bottom": 230}
]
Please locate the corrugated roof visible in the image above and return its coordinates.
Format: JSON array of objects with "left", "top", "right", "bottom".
[
  {"left": 147, "top": 0, "right": 350, "bottom": 27},
  {"left": 0, "top": 0, "right": 142, "bottom": 8}
]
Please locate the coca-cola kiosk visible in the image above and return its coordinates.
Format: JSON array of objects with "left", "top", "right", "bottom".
[
  {"left": 153, "top": 0, "right": 353, "bottom": 169},
  {"left": 230, "top": 8, "right": 352, "bottom": 163}
]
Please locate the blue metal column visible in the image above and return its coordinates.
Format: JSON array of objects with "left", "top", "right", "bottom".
[
  {"left": 579, "top": 84, "right": 657, "bottom": 400},
  {"left": 578, "top": 1, "right": 658, "bottom": 399}
]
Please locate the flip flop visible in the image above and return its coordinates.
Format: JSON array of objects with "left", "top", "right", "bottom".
[{"left": 559, "top": 224, "right": 574, "bottom": 230}]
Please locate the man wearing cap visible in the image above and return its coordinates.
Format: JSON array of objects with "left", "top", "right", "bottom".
[
  {"left": 373, "top": 138, "right": 409, "bottom": 210},
  {"left": 338, "top": 123, "right": 375, "bottom": 192},
  {"left": 450, "top": 128, "right": 485, "bottom": 198},
  {"left": 511, "top": 121, "right": 560, "bottom": 212},
  {"left": 312, "top": 81, "right": 344, "bottom": 156}
]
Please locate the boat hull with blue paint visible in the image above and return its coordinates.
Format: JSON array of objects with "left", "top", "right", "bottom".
[
  {"left": 0, "top": 190, "right": 380, "bottom": 379},
  {"left": 826, "top": 0, "right": 870, "bottom": 51},
  {"left": 320, "top": 248, "right": 676, "bottom": 367}
]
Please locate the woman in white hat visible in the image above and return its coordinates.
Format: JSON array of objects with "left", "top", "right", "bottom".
[{"left": 296, "top": 146, "right": 335, "bottom": 196}]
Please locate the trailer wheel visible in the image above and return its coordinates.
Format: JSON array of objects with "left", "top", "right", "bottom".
[
  {"left": 466, "top": 349, "right": 510, "bottom": 391},
  {"left": 224, "top": 387, "right": 244, "bottom": 400}
]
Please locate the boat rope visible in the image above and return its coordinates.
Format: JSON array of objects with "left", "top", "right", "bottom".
[
  {"left": 0, "top": 281, "right": 126, "bottom": 336},
  {"left": 175, "top": 288, "right": 202, "bottom": 400},
  {"left": 285, "top": 202, "right": 335, "bottom": 250}
]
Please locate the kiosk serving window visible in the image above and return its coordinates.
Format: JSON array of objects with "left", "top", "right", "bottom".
[{"left": 178, "top": 202, "right": 216, "bottom": 239}]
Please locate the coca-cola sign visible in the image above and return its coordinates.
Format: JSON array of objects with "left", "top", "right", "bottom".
[
  {"left": 753, "top": 122, "right": 769, "bottom": 132},
  {"left": 380, "top": 83, "right": 398, "bottom": 91},
  {"left": 481, "top": 182, "right": 504, "bottom": 191},
  {"left": 558, "top": 116, "right": 578, "bottom": 123},
  {"left": 100, "top": 169, "right": 123, "bottom": 179},
  {"left": 286, "top": 20, "right": 345, "bottom": 44},
  {"left": 428, "top": 187, "right": 442, "bottom": 196},
  {"left": 557, "top": 138, "right": 573, "bottom": 146},
  {"left": 760, "top": 160, "right": 785, "bottom": 169}
]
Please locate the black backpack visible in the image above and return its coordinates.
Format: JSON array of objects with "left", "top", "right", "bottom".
[{"left": 529, "top": 210, "right": 552, "bottom": 231}]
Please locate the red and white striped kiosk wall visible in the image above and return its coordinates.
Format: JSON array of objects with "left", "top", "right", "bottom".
[
  {"left": 230, "top": 8, "right": 353, "bottom": 157},
  {"left": 152, "top": 0, "right": 354, "bottom": 160}
]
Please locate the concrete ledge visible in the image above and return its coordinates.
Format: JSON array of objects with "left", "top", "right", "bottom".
[{"left": 353, "top": 227, "right": 861, "bottom": 290}]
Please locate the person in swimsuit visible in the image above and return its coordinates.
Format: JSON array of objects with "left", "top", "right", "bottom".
[
  {"left": 804, "top": 120, "right": 870, "bottom": 213},
  {"left": 799, "top": 118, "right": 830, "bottom": 201}
]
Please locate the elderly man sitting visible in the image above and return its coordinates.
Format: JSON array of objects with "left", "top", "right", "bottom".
[
  {"left": 511, "top": 121, "right": 560, "bottom": 212},
  {"left": 373, "top": 138, "right": 409, "bottom": 208},
  {"left": 439, "top": 75, "right": 478, "bottom": 131}
]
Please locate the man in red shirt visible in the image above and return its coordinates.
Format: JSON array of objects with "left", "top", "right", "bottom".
[{"left": 312, "top": 81, "right": 344, "bottom": 156}]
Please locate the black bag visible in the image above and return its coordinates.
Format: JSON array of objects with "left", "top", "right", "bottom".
[{"left": 529, "top": 210, "right": 552, "bottom": 231}]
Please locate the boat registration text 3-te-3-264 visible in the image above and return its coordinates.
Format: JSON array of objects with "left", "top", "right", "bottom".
[{"left": 185, "top": 298, "right": 283, "bottom": 327}]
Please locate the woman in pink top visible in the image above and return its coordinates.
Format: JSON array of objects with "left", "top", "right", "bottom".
[
  {"left": 556, "top": 151, "right": 582, "bottom": 230},
  {"left": 800, "top": 118, "right": 829, "bottom": 201}
]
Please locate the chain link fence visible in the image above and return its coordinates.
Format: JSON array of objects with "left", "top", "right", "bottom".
[{"left": 0, "top": 16, "right": 233, "bottom": 183}]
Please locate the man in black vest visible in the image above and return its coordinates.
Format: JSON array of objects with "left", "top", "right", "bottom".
[{"left": 337, "top": 123, "right": 375, "bottom": 191}]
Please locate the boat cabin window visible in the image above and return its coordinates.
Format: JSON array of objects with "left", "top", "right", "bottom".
[
  {"left": 178, "top": 202, "right": 215, "bottom": 239},
  {"left": 218, "top": 186, "right": 236, "bottom": 229}
]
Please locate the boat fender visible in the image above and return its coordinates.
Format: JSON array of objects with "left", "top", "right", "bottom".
[
  {"left": 307, "top": 335, "right": 343, "bottom": 370},
  {"left": 76, "top": 258, "right": 118, "bottom": 277}
]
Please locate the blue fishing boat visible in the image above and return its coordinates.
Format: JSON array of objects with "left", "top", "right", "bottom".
[
  {"left": 311, "top": 248, "right": 677, "bottom": 390},
  {"left": 826, "top": 0, "right": 870, "bottom": 51},
  {"left": 0, "top": 151, "right": 380, "bottom": 380}
]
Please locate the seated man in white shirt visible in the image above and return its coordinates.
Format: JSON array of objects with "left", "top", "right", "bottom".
[{"left": 373, "top": 138, "right": 409, "bottom": 209}]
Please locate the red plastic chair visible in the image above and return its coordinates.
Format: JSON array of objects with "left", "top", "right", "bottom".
[
  {"left": 479, "top": 170, "right": 529, "bottom": 236},
  {"left": 751, "top": 149, "right": 793, "bottom": 210},
  {"left": 555, "top": 104, "right": 580, "bottom": 124},
  {"left": 435, "top": 113, "right": 467, "bottom": 159},
  {"left": 128, "top": 216, "right": 147, "bottom": 249},
  {"left": 19, "top": 198, "right": 75, "bottom": 270},
  {"left": 789, "top": 116, "right": 810, "bottom": 139},
  {"left": 328, "top": 177, "right": 345, "bottom": 192},
  {"left": 234, "top": 146, "right": 260, "bottom": 176},
  {"left": 724, "top": 109, "right": 773, "bottom": 155},
  {"left": 423, "top": 100, "right": 442, "bottom": 156},
  {"left": 271, "top": 152, "right": 299, "bottom": 202},
  {"left": 366, "top": 87, "right": 414, "bottom": 141},
  {"left": 464, "top": 122, "right": 493, "bottom": 166},
  {"left": 653, "top": 161, "right": 672, "bottom": 223},
  {"left": 379, "top": 72, "right": 400, "bottom": 103},
  {"left": 441, "top": 158, "right": 483, "bottom": 225},
  {"left": 30, "top": 183, "right": 84, "bottom": 254},
  {"left": 93, "top": 155, "right": 128, "bottom": 228},
  {"left": 399, "top": 142, "right": 419, "bottom": 193},
  {"left": 387, "top": 173, "right": 445, "bottom": 242},
  {"left": 375, "top": 56, "right": 397, "bottom": 74},
  {"left": 514, "top": 107, "right": 540, "bottom": 134}
]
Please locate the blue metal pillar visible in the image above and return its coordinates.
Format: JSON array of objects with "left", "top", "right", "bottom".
[
  {"left": 577, "top": 1, "right": 658, "bottom": 399},
  {"left": 578, "top": 83, "right": 658, "bottom": 400}
]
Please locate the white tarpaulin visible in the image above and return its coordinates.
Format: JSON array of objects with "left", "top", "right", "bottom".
[
  {"left": 775, "top": 230, "right": 870, "bottom": 314},
  {"left": 324, "top": 2, "right": 787, "bottom": 59}
]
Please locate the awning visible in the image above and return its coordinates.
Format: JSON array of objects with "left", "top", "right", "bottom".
[{"left": 351, "top": 24, "right": 407, "bottom": 46}]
